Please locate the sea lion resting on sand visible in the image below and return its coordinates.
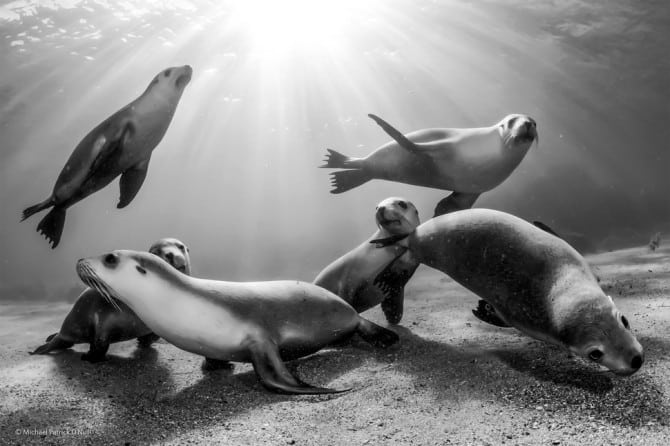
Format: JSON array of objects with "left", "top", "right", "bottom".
[
  {"left": 374, "top": 209, "right": 644, "bottom": 376},
  {"left": 76, "top": 250, "right": 399, "bottom": 394}
]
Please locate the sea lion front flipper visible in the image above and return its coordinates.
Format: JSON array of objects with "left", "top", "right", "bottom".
[
  {"left": 88, "top": 120, "right": 135, "bottom": 177},
  {"left": 355, "top": 318, "right": 399, "bottom": 348},
  {"left": 471, "top": 300, "right": 511, "bottom": 328},
  {"left": 249, "top": 340, "right": 348, "bottom": 395},
  {"left": 433, "top": 192, "right": 480, "bottom": 217},
  {"left": 81, "top": 331, "right": 111, "bottom": 363},
  {"left": 118, "top": 158, "right": 150, "bottom": 208},
  {"left": 374, "top": 256, "right": 420, "bottom": 324}
]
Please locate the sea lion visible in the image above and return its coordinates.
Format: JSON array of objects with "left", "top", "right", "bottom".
[
  {"left": 30, "top": 238, "right": 192, "bottom": 362},
  {"left": 374, "top": 209, "right": 644, "bottom": 376},
  {"left": 21, "top": 65, "right": 193, "bottom": 248},
  {"left": 321, "top": 113, "right": 537, "bottom": 216},
  {"left": 471, "top": 220, "right": 564, "bottom": 327},
  {"left": 76, "top": 250, "right": 399, "bottom": 394},
  {"left": 314, "top": 197, "right": 420, "bottom": 324}
]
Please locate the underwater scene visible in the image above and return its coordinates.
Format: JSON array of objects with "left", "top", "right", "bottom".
[{"left": 0, "top": 0, "right": 669, "bottom": 444}]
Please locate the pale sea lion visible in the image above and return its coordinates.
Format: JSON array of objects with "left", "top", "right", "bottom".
[
  {"left": 374, "top": 209, "right": 644, "bottom": 376},
  {"left": 30, "top": 238, "right": 191, "bottom": 362},
  {"left": 314, "top": 197, "right": 420, "bottom": 324},
  {"left": 21, "top": 65, "right": 193, "bottom": 248},
  {"left": 76, "top": 250, "right": 399, "bottom": 394},
  {"left": 321, "top": 113, "right": 537, "bottom": 216}
]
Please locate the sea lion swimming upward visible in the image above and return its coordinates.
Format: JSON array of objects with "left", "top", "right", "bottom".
[
  {"left": 314, "top": 197, "right": 420, "bottom": 324},
  {"left": 374, "top": 209, "right": 644, "bottom": 376},
  {"left": 76, "top": 250, "right": 399, "bottom": 394},
  {"left": 21, "top": 65, "right": 193, "bottom": 248},
  {"left": 31, "top": 238, "right": 192, "bottom": 362},
  {"left": 321, "top": 113, "right": 537, "bottom": 216}
]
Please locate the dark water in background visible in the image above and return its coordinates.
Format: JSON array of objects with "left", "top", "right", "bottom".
[{"left": 0, "top": 0, "right": 668, "bottom": 301}]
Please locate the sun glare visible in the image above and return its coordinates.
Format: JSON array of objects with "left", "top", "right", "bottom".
[{"left": 230, "top": 0, "right": 373, "bottom": 57}]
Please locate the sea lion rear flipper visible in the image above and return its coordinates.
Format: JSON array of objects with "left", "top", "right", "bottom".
[
  {"left": 329, "top": 170, "right": 371, "bottom": 194},
  {"left": 368, "top": 113, "right": 449, "bottom": 156},
  {"left": 471, "top": 300, "right": 511, "bottom": 328},
  {"left": 21, "top": 197, "right": 54, "bottom": 222},
  {"left": 355, "top": 318, "right": 399, "bottom": 348},
  {"left": 136, "top": 332, "right": 159, "bottom": 347},
  {"left": 368, "top": 113, "right": 421, "bottom": 153},
  {"left": 36, "top": 206, "right": 67, "bottom": 249},
  {"left": 532, "top": 221, "right": 562, "bottom": 239},
  {"left": 249, "top": 340, "right": 349, "bottom": 395},
  {"left": 30, "top": 333, "right": 74, "bottom": 355},
  {"left": 118, "top": 158, "right": 150, "bottom": 208},
  {"left": 320, "top": 149, "right": 356, "bottom": 168},
  {"left": 433, "top": 192, "right": 480, "bottom": 217}
]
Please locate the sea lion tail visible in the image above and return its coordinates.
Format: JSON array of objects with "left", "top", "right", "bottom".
[
  {"left": 21, "top": 198, "right": 53, "bottom": 221},
  {"left": 36, "top": 206, "right": 67, "bottom": 249},
  {"left": 320, "top": 148, "right": 360, "bottom": 168},
  {"left": 329, "top": 170, "right": 371, "bottom": 194},
  {"left": 356, "top": 318, "right": 399, "bottom": 348}
]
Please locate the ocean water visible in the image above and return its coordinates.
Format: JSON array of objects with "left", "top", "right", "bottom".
[{"left": 0, "top": 0, "right": 668, "bottom": 301}]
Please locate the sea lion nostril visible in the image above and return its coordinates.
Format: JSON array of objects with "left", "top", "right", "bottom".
[
  {"left": 631, "top": 355, "right": 643, "bottom": 369},
  {"left": 166, "top": 252, "right": 174, "bottom": 262}
]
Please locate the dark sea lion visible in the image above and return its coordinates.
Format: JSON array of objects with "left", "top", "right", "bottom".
[
  {"left": 21, "top": 65, "right": 193, "bottom": 248},
  {"left": 321, "top": 113, "right": 537, "bottom": 216},
  {"left": 314, "top": 197, "right": 420, "bottom": 324},
  {"left": 30, "top": 238, "right": 191, "bottom": 362},
  {"left": 374, "top": 209, "right": 644, "bottom": 376},
  {"left": 76, "top": 250, "right": 399, "bottom": 394}
]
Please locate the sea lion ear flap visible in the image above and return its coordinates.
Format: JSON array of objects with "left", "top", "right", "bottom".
[{"left": 136, "top": 265, "right": 147, "bottom": 275}]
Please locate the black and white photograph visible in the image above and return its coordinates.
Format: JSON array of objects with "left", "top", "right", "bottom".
[{"left": 0, "top": 0, "right": 669, "bottom": 444}]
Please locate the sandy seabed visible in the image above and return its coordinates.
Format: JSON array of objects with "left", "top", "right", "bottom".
[{"left": 1, "top": 245, "right": 669, "bottom": 445}]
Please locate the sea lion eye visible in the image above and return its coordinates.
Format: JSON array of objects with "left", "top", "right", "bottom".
[
  {"left": 104, "top": 253, "right": 118, "bottom": 267},
  {"left": 178, "top": 244, "right": 185, "bottom": 252},
  {"left": 164, "top": 69, "right": 172, "bottom": 77},
  {"left": 621, "top": 315, "right": 630, "bottom": 329},
  {"left": 136, "top": 265, "right": 147, "bottom": 275},
  {"left": 397, "top": 201, "right": 407, "bottom": 210},
  {"left": 588, "top": 349, "right": 604, "bottom": 361}
]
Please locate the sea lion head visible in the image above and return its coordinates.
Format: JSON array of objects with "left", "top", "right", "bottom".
[
  {"left": 375, "top": 197, "right": 420, "bottom": 236},
  {"left": 558, "top": 293, "right": 644, "bottom": 376},
  {"left": 148, "top": 238, "right": 191, "bottom": 275},
  {"left": 146, "top": 65, "right": 193, "bottom": 95},
  {"left": 498, "top": 114, "right": 538, "bottom": 148},
  {"left": 77, "top": 250, "right": 180, "bottom": 312}
]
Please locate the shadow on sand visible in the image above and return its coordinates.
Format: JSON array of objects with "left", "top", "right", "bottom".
[{"left": 6, "top": 325, "right": 669, "bottom": 444}]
